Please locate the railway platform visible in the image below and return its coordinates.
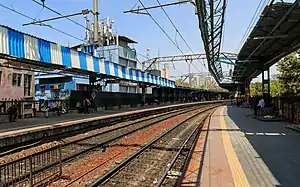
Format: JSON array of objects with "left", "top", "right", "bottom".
[
  {"left": 0, "top": 103, "right": 174, "bottom": 133},
  {"left": 183, "top": 105, "right": 300, "bottom": 187}
]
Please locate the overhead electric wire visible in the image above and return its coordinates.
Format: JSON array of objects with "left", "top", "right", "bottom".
[
  {"left": 138, "top": 0, "right": 203, "bottom": 76},
  {"left": 138, "top": 0, "right": 186, "bottom": 75},
  {"left": 156, "top": 0, "right": 194, "bottom": 53},
  {"left": 32, "top": 0, "right": 91, "bottom": 32},
  {"left": 236, "top": 0, "right": 270, "bottom": 52},
  {"left": 137, "top": 52, "right": 149, "bottom": 59},
  {"left": 0, "top": 3, "right": 85, "bottom": 42},
  {"left": 156, "top": 0, "right": 207, "bottom": 71}
]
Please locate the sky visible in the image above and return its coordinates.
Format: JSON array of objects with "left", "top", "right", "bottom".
[{"left": 0, "top": 0, "right": 278, "bottom": 82}]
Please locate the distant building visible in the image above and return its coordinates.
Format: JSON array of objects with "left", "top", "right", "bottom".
[
  {"left": 0, "top": 59, "right": 35, "bottom": 100},
  {"left": 192, "top": 73, "right": 216, "bottom": 88},
  {"left": 96, "top": 35, "right": 139, "bottom": 93},
  {"left": 161, "top": 64, "right": 170, "bottom": 79}
]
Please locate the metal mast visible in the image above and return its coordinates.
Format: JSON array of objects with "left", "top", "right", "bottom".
[{"left": 93, "top": 0, "right": 99, "bottom": 44}]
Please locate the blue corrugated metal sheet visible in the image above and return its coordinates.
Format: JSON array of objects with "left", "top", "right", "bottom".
[
  {"left": 104, "top": 60, "right": 110, "bottom": 75},
  {"left": 121, "top": 67, "right": 126, "bottom": 79},
  {"left": 0, "top": 25, "right": 176, "bottom": 88},
  {"left": 93, "top": 57, "right": 100, "bottom": 73},
  {"left": 147, "top": 74, "right": 150, "bottom": 83},
  {"left": 129, "top": 69, "right": 133, "bottom": 80},
  {"left": 38, "top": 39, "right": 51, "bottom": 63},
  {"left": 135, "top": 70, "right": 139, "bottom": 81},
  {"left": 8, "top": 29, "right": 25, "bottom": 58},
  {"left": 114, "top": 64, "right": 119, "bottom": 77},
  {"left": 79, "top": 52, "right": 87, "bottom": 70},
  {"left": 141, "top": 72, "right": 145, "bottom": 82},
  {"left": 61, "top": 46, "right": 72, "bottom": 67}
]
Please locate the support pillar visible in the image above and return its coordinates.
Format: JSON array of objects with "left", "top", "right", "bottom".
[
  {"left": 89, "top": 75, "right": 97, "bottom": 91},
  {"left": 141, "top": 84, "right": 146, "bottom": 106},
  {"left": 244, "top": 81, "right": 250, "bottom": 104},
  {"left": 262, "top": 68, "right": 270, "bottom": 103}
]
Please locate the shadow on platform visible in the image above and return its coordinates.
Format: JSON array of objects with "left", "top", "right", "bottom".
[{"left": 227, "top": 106, "right": 300, "bottom": 187}]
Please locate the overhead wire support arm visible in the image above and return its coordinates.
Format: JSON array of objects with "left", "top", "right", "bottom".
[
  {"left": 124, "top": 0, "right": 194, "bottom": 14},
  {"left": 23, "top": 9, "right": 90, "bottom": 26},
  {"left": 32, "top": 0, "right": 89, "bottom": 30}
]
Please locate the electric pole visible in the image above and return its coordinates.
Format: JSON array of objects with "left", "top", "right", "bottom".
[
  {"left": 188, "top": 60, "right": 193, "bottom": 85},
  {"left": 93, "top": 0, "right": 99, "bottom": 44}
]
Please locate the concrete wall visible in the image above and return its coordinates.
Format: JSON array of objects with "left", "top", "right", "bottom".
[{"left": 0, "top": 65, "right": 34, "bottom": 100}]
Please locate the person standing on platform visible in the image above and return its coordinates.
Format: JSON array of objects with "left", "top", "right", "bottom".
[
  {"left": 257, "top": 97, "right": 265, "bottom": 116},
  {"left": 7, "top": 100, "right": 18, "bottom": 122},
  {"left": 49, "top": 101, "right": 60, "bottom": 116},
  {"left": 83, "top": 98, "right": 91, "bottom": 114}
]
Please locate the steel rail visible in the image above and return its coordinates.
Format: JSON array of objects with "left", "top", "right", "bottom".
[
  {"left": 88, "top": 105, "right": 220, "bottom": 187},
  {"left": 1, "top": 105, "right": 216, "bottom": 186},
  {"left": 62, "top": 106, "right": 216, "bottom": 186},
  {"left": 155, "top": 113, "right": 209, "bottom": 186},
  {"left": 59, "top": 106, "right": 206, "bottom": 161},
  {"left": 176, "top": 106, "right": 215, "bottom": 186},
  {"left": 0, "top": 103, "right": 203, "bottom": 156}
]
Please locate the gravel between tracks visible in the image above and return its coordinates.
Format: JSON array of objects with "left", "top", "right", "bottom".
[
  {"left": 0, "top": 107, "right": 192, "bottom": 165},
  {"left": 101, "top": 110, "right": 210, "bottom": 187},
  {"left": 49, "top": 108, "right": 202, "bottom": 187}
]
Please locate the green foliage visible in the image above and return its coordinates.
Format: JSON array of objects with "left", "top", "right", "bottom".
[
  {"left": 250, "top": 52, "right": 300, "bottom": 97},
  {"left": 175, "top": 79, "right": 191, "bottom": 87},
  {"left": 270, "top": 80, "right": 283, "bottom": 97},
  {"left": 277, "top": 53, "right": 300, "bottom": 95},
  {"left": 250, "top": 79, "right": 283, "bottom": 97},
  {"left": 250, "top": 82, "right": 262, "bottom": 96}
]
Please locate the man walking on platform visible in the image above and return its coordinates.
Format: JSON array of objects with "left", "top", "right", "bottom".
[
  {"left": 83, "top": 98, "right": 91, "bottom": 114},
  {"left": 7, "top": 100, "right": 18, "bottom": 122}
]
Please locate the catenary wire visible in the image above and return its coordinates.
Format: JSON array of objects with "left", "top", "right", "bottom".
[
  {"left": 0, "top": 3, "right": 85, "bottom": 42},
  {"left": 156, "top": 0, "right": 207, "bottom": 70}
]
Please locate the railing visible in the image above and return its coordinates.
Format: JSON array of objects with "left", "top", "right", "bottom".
[
  {"left": 273, "top": 96, "right": 300, "bottom": 124},
  {"left": 118, "top": 46, "right": 137, "bottom": 61},
  {"left": 0, "top": 145, "right": 62, "bottom": 187},
  {"left": 0, "top": 99, "right": 71, "bottom": 117}
]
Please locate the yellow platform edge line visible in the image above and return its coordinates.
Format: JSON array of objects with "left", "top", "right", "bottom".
[{"left": 220, "top": 106, "right": 251, "bottom": 187}]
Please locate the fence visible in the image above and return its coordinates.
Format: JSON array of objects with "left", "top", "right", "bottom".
[
  {"left": 0, "top": 145, "right": 62, "bottom": 187},
  {"left": 0, "top": 100, "right": 70, "bottom": 117},
  {"left": 273, "top": 96, "right": 300, "bottom": 124},
  {"left": 69, "top": 91, "right": 157, "bottom": 109}
]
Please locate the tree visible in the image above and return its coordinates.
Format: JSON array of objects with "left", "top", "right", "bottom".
[
  {"left": 270, "top": 79, "right": 283, "bottom": 97},
  {"left": 250, "top": 82, "right": 262, "bottom": 96},
  {"left": 277, "top": 52, "right": 300, "bottom": 95},
  {"left": 175, "top": 79, "right": 191, "bottom": 87},
  {"left": 250, "top": 79, "right": 283, "bottom": 97}
]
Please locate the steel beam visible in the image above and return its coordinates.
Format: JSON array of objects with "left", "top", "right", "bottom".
[
  {"left": 195, "top": 0, "right": 227, "bottom": 84},
  {"left": 124, "top": 0, "right": 193, "bottom": 14},
  {"left": 142, "top": 52, "right": 235, "bottom": 64},
  {"left": 142, "top": 53, "right": 205, "bottom": 64}
]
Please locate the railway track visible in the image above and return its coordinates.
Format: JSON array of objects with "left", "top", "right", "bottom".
[
  {"left": 87, "top": 106, "right": 216, "bottom": 187},
  {"left": 0, "top": 103, "right": 221, "bottom": 187},
  {"left": 0, "top": 105, "right": 201, "bottom": 157},
  {"left": 0, "top": 103, "right": 206, "bottom": 156}
]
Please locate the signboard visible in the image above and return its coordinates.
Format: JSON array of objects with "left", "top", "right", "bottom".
[{"left": 91, "top": 92, "right": 96, "bottom": 99}]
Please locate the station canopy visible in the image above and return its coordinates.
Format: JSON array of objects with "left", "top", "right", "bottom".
[{"left": 233, "top": 1, "right": 300, "bottom": 83}]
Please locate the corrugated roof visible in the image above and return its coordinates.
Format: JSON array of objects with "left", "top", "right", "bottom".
[{"left": 233, "top": 2, "right": 300, "bottom": 82}]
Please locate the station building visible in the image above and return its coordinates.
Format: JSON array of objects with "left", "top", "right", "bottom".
[
  {"left": 0, "top": 59, "right": 35, "bottom": 100},
  {"left": 34, "top": 35, "right": 151, "bottom": 100}
]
